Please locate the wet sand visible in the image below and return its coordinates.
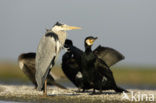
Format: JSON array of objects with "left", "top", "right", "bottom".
[{"left": 0, "top": 84, "right": 155, "bottom": 103}]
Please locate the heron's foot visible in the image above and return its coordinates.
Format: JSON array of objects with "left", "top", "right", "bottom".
[
  {"left": 42, "top": 91, "right": 48, "bottom": 97},
  {"left": 34, "top": 86, "right": 37, "bottom": 90}
]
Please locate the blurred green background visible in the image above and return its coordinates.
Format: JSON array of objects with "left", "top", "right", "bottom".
[{"left": 0, "top": 61, "right": 155, "bottom": 89}]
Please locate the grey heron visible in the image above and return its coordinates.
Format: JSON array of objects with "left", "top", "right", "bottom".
[
  {"left": 18, "top": 52, "right": 66, "bottom": 89},
  {"left": 35, "top": 22, "right": 81, "bottom": 95}
]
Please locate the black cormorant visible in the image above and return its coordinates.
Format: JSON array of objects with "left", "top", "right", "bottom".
[
  {"left": 18, "top": 52, "right": 66, "bottom": 89},
  {"left": 81, "top": 36, "right": 128, "bottom": 93},
  {"left": 62, "top": 40, "right": 91, "bottom": 91},
  {"left": 62, "top": 39, "right": 127, "bottom": 93}
]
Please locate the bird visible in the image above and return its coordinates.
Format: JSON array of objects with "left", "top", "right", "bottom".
[
  {"left": 18, "top": 52, "right": 66, "bottom": 89},
  {"left": 81, "top": 36, "right": 128, "bottom": 93},
  {"left": 35, "top": 22, "right": 81, "bottom": 95},
  {"left": 62, "top": 39, "right": 92, "bottom": 91},
  {"left": 62, "top": 39, "right": 126, "bottom": 92}
]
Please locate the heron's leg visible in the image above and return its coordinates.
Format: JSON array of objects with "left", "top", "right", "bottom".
[{"left": 43, "top": 79, "right": 47, "bottom": 96}]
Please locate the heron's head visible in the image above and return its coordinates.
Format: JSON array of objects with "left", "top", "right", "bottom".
[
  {"left": 52, "top": 22, "right": 81, "bottom": 32},
  {"left": 85, "top": 36, "right": 98, "bottom": 46}
]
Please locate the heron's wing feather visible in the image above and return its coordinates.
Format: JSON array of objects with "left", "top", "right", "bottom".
[
  {"left": 35, "top": 35, "right": 59, "bottom": 79},
  {"left": 93, "top": 45, "right": 125, "bottom": 67}
]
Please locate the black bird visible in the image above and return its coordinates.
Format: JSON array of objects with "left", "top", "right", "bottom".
[
  {"left": 18, "top": 52, "right": 66, "bottom": 89},
  {"left": 62, "top": 39, "right": 127, "bottom": 92},
  {"left": 81, "top": 36, "right": 128, "bottom": 93},
  {"left": 62, "top": 40, "right": 92, "bottom": 91}
]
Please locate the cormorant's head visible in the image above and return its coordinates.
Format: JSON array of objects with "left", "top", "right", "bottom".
[
  {"left": 64, "top": 39, "right": 73, "bottom": 48},
  {"left": 85, "top": 36, "right": 98, "bottom": 46},
  {"left": 52, "top": 22, "right": 81, "bottom": 32},
  {"left": 64, "top": 39, "right": 73, "bottom": 52}
]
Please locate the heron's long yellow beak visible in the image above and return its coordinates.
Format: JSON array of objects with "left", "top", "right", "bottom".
[{"left": 63, "top": 24, "right": 81, "bottom": 30}]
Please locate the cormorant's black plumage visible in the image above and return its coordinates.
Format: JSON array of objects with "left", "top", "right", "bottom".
[
  {"left": 62, "top": 40, "right": 91, "bottom": 91},
  {"left": 93, "top": 45, "right": 125, "bottom": 67},
  {"left": 81, "top": 36, "right": 128, "bottom": 93},
  {"left": 62, "top": 38, "right": 127, "bottom": 93}
]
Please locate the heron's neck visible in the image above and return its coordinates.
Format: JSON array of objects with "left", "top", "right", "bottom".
[{"left": 52, "top": 30, "right": 67, "bottom": 46}]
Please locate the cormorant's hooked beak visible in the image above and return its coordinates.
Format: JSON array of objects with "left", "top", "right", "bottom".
[
  {"left": 62, "top": 24, "right": 81, "bottom": 31},
  {"left": 91, "top": 37, "right": 98, "bottom": 44},
  {"left": 93, "top": 37, "right": 98, "bottom": 41}
]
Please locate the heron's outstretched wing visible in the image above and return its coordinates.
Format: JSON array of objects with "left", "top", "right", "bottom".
[
  {"left": 35, "top": 32, "right": 61, "bottom": 90},
  {"left": 93, "top": 45, "right": 125, "bottom": 67}
]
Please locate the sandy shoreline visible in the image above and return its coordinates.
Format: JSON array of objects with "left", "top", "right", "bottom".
[{"left": 0, "top": 84, "right": 155, "bottom": 103}]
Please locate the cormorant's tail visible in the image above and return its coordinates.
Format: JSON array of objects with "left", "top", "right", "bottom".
[
  {"left": 47, "top": 74, "right": 66, "bottom": 89},
  {"left": 50, "top": 81, "right": 67, "bottom": 89},
  {"left": 115, "top": 86, "right": 129, "bottom": 93}
]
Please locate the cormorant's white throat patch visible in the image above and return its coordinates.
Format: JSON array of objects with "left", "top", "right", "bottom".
[{"left": 86, "top": 39, "right": 94, "bottom": 46}]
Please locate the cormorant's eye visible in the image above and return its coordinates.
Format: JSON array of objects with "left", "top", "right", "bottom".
[{"left": 87, "top": 39, "right": 93, "bottom": 43}]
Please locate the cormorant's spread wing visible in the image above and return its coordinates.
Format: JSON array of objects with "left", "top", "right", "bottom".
[
  {"left": 18, "top": 52, "right": 36, "bottom": 74},
  {"left": 18, "top": 52, "right": 66, "bottom": 89},
  {"left": 93, "top": 45, "right": 125, "bottom": 67}
]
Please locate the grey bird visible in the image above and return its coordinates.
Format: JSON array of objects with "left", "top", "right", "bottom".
[
  {"left": 18, "top": 52, "right": 66, "bottom": 89},
  {"left": 35, "top": 22, "right": 81, "bottom": 95}
]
